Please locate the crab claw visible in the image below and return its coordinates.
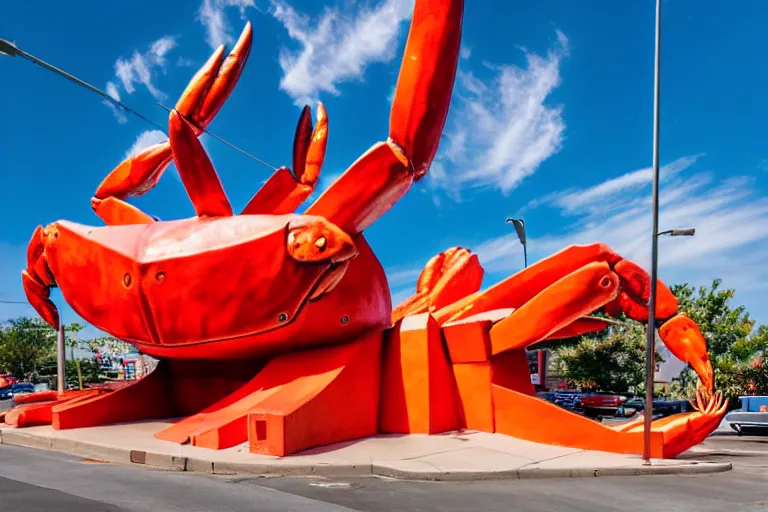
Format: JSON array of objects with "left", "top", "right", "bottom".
[
  {"left": 94, "top": 142, "right": 173, "bottom": 200},
  {"left": 659, "top": 313, "right": 714, "bottom": 394},
  {"left": 392, "top": 247, "right": 484, "bottom": 323},
  {"left": 21, "top": 225, "right": 60, "bottom": 329},
  {"left": 241, "top": 103, "right": 329, "bottom": 216},
  {"left": 93, "top": 23, "right": 253, "bottom": 204}
]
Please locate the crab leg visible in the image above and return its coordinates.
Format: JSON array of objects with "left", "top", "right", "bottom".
[
  {"left": 242, "top": 103, "right": 329, "bottom": 215},
  {"left": 91, "top": 197, "right": 156, "bottom": 226},
  {"left": 168, "top": 110, "right": 233, "bottom": 217},
  {"left": 305, "top": 0, "right": 463, "bottom": 234},
  {"left": 425, "top": 242, "right": 714, "bottom": 392},
  {"left": 433, "top": 243, "right": 678, "bottom": 325},
  {"left": 91, "top": 23, "right": 253, "bottom": 223}
]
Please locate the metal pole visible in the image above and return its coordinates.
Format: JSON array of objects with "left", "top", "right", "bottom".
[
  {"left": 57, "top": 323, "right": 66, "bottom": 395},
  {"left": 523, "top": 243, "right": 528, "bottom": 268},
  {"left": 643, "top": 0, "right": 662, "bottom": 464}
]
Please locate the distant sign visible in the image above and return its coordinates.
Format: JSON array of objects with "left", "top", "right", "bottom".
[{"left": 530, "top": 374, "right": 540, "bottom": 385}]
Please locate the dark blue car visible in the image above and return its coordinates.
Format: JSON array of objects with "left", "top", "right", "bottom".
[{"left": 0, "top": 382, "right": 35, "bottom": 400}]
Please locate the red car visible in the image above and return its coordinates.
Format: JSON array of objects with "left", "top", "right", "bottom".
[{"left": 579, "top": 393, "right": 627, "bottom": 418}]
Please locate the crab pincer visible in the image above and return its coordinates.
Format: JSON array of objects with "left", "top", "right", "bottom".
[{"left": 92, "top": 23, "right": 253, "bottom": 213}]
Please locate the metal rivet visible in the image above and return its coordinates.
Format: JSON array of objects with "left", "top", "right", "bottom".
[
  {"left": 156, "top": 272, "right": 165, "bottom": 282},
  {"left": 123, "top": 273, "right": 132, "bottom": 287},
  {"left": 340, "top": 315, "right": 350, "bottom": 325},
  {"left": 278, "top": 313, "right": 288, "bottom": 323}
]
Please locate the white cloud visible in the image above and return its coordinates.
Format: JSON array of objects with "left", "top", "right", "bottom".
[
  {"left": 125, "top": 130, "right": 169, "bottom": 160},
  {"left": 104, "top": 35, "right": 178, "bottom": 121},
  {"left": 549, "top": 154, "right": 705, "bottom": 215},
  {"left": 114, "top": 36, "right": 178, "bottom": 100},
  {"left": 270, "top": 0, "right": 414, "bottom": 106},
  {"left": 472, "top": 155, "right": 768, "bottom": 298},
  {"left": 103, "top": 81, "right": 128, "bottom": 123},
  {"left": 198, "top": 0, "right": 256, "bottom": 50},
  {"left": 430, "top": 30, "right": 569, "bottom": 197}
]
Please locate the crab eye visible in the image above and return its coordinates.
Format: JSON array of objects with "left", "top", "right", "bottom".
[{"left": 286, "top": 217, "right": 358, "bottom": 263}]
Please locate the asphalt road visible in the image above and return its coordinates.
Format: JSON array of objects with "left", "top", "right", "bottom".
[
  {"left": 0, "top": 399, "right": 10, "bottom": 412},
  {"left": 0, "top": 432, "right": 767, "bottom": 512}
]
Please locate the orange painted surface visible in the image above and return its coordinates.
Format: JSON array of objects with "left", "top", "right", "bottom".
[
  {"left": 659, "top": 314, "right": 714, "bottom": 393},
  {"left": 248, "top": 331, "right": 382, "bottom": 456},
  {"left": 493, "top": 385, "right": 664, "bottom": 457},
  {"left": 6, "top": 391, "right": 102, "bottom": 428},
  {"left": 389, "top": 0, "right": 464, "bottom": 178},
  {"left": 91, "top": 197, "right": 156, "bottom": 226},
  {"left": 492, "top": 349, "right": 536, "bottom": 396},
  {"left": 443, "top": 318, "right": 493, "bottom": 363},
  {"left": 380, "top": 313, "right": 459, "bottom": 434},
  {"left": 489, "top": 262, "right": 620, "bottom": 355},
  {"left": 53, "top": 367, "right": 172, "bottom": 429},
  {"left": 8, "top": 391, "right": 59, "bottom": 405},
  {"left": 157, "top": 333, "right": 380, "bottom": 451},
  {"left": 392, "top": 247, "right": 483, "bottom": 324},
  {"left": 452, "top": 363, "right": 494, "bottom": 431}
]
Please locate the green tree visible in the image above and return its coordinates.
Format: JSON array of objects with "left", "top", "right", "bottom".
[
  {"left": 0, "top": 317, "right": 57, "bottom": 382},
  {"left": 670, "top": 279, "right": 768, "bottom": 400},
  {"left": 551, "top": 322, "right": 660, "bottom": 394},
  {"left": 550, "top": 278, "right": 768, "bottom": 401}
]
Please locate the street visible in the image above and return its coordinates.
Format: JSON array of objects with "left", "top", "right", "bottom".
[{"left": 0, "top": 431, "right": 766, "bottom": 512}]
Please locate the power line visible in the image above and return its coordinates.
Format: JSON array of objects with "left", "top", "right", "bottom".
[
  {"left": 0, "top": 36, "right": 277, "bottom": 171},
  {"left": 0, "top": 300, "right": 28, "bottom": 304}
]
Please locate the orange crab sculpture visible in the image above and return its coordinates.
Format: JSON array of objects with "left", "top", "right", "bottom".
[{"left": 8, "top": 0, "right": 726, "bottom": 458}]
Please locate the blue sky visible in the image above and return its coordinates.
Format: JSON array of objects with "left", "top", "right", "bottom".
[{"left": 2, "top": 0, "right": 768, "bottom": 338}]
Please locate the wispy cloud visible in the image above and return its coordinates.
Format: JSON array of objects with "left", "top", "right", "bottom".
[
  {"left": 124, "top": 130, "right": 168, "bottom": 159},
  {"left": 103, "top": 35, "right": 179, "bottom": 121},
  {"left": 269, "top": 0, "right": 414, "bottom": 106},
  {"left": 473, "top": 155, "right": 768, "bottom": 296},
  {"left": 198, "top": 0, "right": 256, "bottom": 50},
  {"left": 430, "top": 30, "right": 569, "bottom": 198}
]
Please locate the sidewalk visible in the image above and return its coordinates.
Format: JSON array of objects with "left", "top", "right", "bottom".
[{"left": 0, "top": 421, "right": 731, "bottom": 481}]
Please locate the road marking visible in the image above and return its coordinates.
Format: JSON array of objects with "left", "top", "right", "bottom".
[{"left": 309, "top": 482, "right": 351, "bottom": 489}]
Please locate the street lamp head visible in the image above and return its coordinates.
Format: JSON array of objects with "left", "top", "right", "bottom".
[
  {"left": 505, "top": 217, "right": 526, "bottom": 246},
  {"left": 0, "top": 38, "right": 19, "bottom": 57},
  {"left": 658, "top": 228, "right": 695, "bottom": 237}
]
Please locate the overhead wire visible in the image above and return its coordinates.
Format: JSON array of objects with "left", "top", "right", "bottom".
[
  {"left": 0, "top": 36, "right": 278, "bottom": 171},
  {"left": 0, "top": 36, "right": 283, "bottom": 303}
]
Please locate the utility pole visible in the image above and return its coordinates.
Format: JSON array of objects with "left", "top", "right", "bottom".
[{"left": 57, "top": 323, "right": 66, "bottom": 395}]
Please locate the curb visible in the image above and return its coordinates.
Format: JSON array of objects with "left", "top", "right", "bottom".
[{"left": 0, "top": 429, "right": 732, "bottom": 481}]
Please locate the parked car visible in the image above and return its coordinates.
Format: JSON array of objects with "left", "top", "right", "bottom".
[
  {"left": 578, "top": 393, "right": 627, "bottom": 418},
  {"left": 726, "top": 396, "right": 768, "bottom": 435},
  {"left": 537, "top": 390, "right": 585, "bottom": 412},
  {"left": 0, "top": 382, "right": 35, "bottom": 400},
  {"left": 616, "top": 398, "right": 697, "bottom": 420}
]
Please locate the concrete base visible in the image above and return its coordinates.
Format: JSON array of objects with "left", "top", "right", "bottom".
[{"left": 0, "top": 421, "right": 731, "bottom": 481}]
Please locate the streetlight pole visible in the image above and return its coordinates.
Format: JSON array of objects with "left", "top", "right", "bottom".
[
  {"left": 643, "top": 0, "right": 663, "bottom": 464},
  {"left": 57, "top": 323, "right": 66, "bottom": 395}
]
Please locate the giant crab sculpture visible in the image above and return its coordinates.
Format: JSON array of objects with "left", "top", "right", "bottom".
[{"left": 7, "top": 0, "right": 726, "bottom": 458}]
